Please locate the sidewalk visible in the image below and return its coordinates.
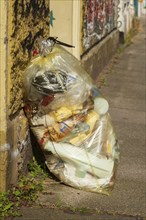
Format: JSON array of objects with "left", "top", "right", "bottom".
[{"left": 14, "top": 17, "right": 146, "bottom": 220}]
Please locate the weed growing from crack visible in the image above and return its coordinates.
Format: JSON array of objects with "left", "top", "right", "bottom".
[
  {"left": 54, "top": 199, "right": 63, "bottom": 208},
  {"left": 0, "top": 157, "right": 48, "bottom": 219},
  {"left": 100, "top": 76, "right": 107, "bottom": 86},
  {"left": 69, "top": 206, "right": 91, "bottom": 213}
]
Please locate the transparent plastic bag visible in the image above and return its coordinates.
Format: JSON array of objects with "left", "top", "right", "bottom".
[
  {"left": 23, "top": 37, "right": 120, "bottom": 195},
  {"left": 23, "top": 42, "right": 92, "bottom": 113}
]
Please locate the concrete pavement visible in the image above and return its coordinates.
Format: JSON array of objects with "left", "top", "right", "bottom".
[{"left": 14, "top": 17, "right": 146, "bottom": 220}]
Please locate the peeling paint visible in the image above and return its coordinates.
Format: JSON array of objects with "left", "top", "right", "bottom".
[
  {"left": 17, "top": 129, "right": 30, "bottom": 154},
  {"left": 6, "top": 110, "right": 32, "bottom": 187},
  {"left": 0, "top": 143, "right": 11, "bottom": 152},
  {"left": 11, "top": 149, "right": 19, "bottom": 158},
  {"left": 11, "top": 133, "right": 30, "bottom": 159},
  {"left": 4, "top": 37, "right": 8, "bottom": 44}
]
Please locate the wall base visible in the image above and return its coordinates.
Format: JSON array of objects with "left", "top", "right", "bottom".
[
  {"left": 6, "top": 110, "right": 32, "bottom": 188},
  {"left": 81, "top": 30, "right": 119, "bottom": 80}
]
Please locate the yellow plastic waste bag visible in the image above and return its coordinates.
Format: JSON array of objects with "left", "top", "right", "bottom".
[{"left": 23, "top": 37, "right": 120, "bottom": 195}]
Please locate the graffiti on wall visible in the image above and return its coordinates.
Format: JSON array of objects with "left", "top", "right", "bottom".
[{"left": 82, "top": 0, "right": 119, "bottom": 54}]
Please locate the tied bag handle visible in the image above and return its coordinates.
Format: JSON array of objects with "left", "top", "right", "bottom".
[{"left": 39, "top": 37, "right": 75, "bottom": 56}]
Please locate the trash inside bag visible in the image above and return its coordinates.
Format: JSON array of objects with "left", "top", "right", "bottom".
[{"left": 23, "top": 37, "right": 120, "bottom": 195}]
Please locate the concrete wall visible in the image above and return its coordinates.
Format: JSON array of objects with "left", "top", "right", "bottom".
[
  {"left": 81, "top": 30, "right": 119, "bottom": 80},
  {"left": 139, "top": 1, "right": 146, "bottom": 15},
  {"left": 0, "top": 0, "right": 50, "bottom": 191},
  {"left": 118, "top": 0, "right": 135, "bottom": 39}
]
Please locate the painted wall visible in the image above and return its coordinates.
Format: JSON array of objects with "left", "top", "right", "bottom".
[
  {"left": 118, "top": 0, "right": 135, "bottom": 35},
  {"left": 81, "top": 0, "right": 119, "bottom": 55},
  {"left": 0, "top": 0, "right": 51, "bottom": 191},
  {"left": 134, "top": 0, "right": 139, "bottom": 16},
  {"left": 50, "top": 0, "right": 81, "bottom": 59},
  {"left": 0, "top": 0, "right": 8, "bottom": 191},
  {"left": 8, "top": 0, "right": 50, "bottom": 115},
  {"left": 142, "top": 0, "right": 146, "bottom": 13},
  {"left": 50, "top": 0, "right": 73, "bottom": 54},
  {"left": 138, "top": 0, "right": 146, "bottom": 15},
  {"left": 80, "top": 0, "right": 120, "bottom": 79},
  {"left": 50, "top": 0, "right": 120, "bottom": 78}
]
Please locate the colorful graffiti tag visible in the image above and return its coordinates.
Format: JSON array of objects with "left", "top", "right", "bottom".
[{"left": 82, "top": 0, "right": 119, "bottom": 54}]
